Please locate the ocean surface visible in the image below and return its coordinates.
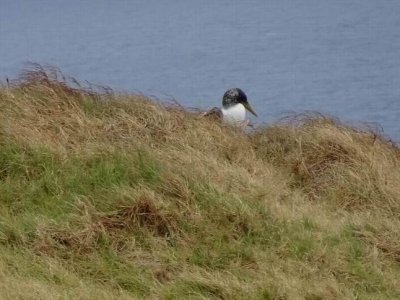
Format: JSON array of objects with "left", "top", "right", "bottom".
[{"left": 1, "top": 0, "right": 399, "bottom": 140}]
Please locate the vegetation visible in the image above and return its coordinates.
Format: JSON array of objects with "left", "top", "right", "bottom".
[{"left": 0, "top": 66, "right": 399, "bottom": 299}]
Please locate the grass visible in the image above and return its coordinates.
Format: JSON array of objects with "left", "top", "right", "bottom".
[{"left": 0, "top": 65, "right": 400, "bottom": 299}]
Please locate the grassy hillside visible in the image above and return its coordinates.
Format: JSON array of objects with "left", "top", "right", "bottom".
[{"left": 0, "top": 67, "right": 399, "bottom": 299}]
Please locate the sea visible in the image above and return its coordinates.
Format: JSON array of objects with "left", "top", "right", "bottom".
[{"left": 1, "top": 0, "right": 399, "bottom": 140}]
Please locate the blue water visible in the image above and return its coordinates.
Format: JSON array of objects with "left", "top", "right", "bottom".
[{"left": 1, "top": 1, "right": 400, "bottom": 140}]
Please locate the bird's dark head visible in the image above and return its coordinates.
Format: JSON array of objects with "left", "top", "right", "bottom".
[
  {"left": 222, "top": 88, "right": 257, "bottom": 117},
  {"left": 222, "top": 88, "right": 247, "bottom": 107}
]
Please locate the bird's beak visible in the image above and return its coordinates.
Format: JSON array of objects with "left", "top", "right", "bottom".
[{"left": 243, "top": 102, "right": 258, "bottom": 117}]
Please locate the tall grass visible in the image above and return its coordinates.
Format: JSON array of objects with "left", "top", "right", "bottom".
[{"left": 0, "top": 66, "right": 399, "bottom": 299}]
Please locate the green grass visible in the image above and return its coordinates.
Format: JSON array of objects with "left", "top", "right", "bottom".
[{"left": 0, "top": 67, "right": 399, "bottom": 299}]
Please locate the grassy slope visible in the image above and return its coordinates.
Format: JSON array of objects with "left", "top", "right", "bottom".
[{"left": 0, "top": 68, "right": 400, "bottom": 299}]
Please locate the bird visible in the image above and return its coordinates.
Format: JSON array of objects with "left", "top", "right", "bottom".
[{"left": 204, "top": 88, "right": 257, "bottom": 127}]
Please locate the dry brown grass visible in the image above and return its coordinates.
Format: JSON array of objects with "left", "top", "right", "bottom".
[
  {"left": 34, "top": 191, "right": 181, "bottom": 258},
  {"left": 0, "top": 66, "right": 399, "bottom": 299},
  {"left": 252, "top": 113, "right": 400, "bottom": 213}
]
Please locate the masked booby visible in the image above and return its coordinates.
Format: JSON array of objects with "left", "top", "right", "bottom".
[{"left": 204, "top": 88, "right": 257, "bottom": 126}]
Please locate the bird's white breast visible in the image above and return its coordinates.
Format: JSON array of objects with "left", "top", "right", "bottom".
[{"left": 222, "top": 103, "right": 246, "bottom": 125}]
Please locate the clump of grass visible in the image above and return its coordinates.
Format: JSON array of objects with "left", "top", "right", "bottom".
[
  {"left": 0, "top": 66, "right": 399, "bottom": 299},
  {"left": 35, "top": 190, "right": 180, "bottom": 253},
  {"left": 252, "top": 113, "right": 400, "bottom": 212}
]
